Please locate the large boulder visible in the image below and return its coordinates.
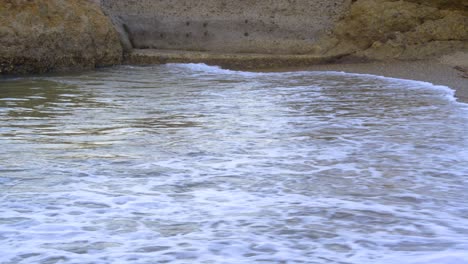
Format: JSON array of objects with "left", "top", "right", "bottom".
[
  {"left": 0, "top": 0, "right": 122, "bottom": 75},
  {"left": 320, "top": 0, "right": 468, "bottom": 61}
]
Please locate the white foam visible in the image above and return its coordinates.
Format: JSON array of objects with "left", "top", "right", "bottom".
[
  {"left": 1, "top": 63, "right": 468, "bottom": 264},
  {"left": 167, "top": 63, "right": 265, "bottom": 77},
  {"left": 165, "top": 63, "right": 466, "bottom": 106},
  {"left": 383, "top": 252, "right": 468, "bottom": 264}
]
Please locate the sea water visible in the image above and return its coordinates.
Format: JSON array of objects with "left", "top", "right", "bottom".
[{"left": 1, "top": 64, "right": 467, "bottom": 264}]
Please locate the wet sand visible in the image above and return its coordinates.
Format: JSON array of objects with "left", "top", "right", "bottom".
[{"left": 259, "top": 60, "right": 468, "bottom": 103}]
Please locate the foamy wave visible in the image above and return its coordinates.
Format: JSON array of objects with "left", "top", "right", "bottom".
[
  {"left": 165, "top": 63, "right": 464, "bottom": 105},
  {"left": 167, "top": 63, "right": 263, "bottom": 77}
]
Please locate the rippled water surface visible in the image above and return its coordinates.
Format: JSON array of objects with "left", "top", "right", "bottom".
[{"left": 1, "top": 64, "right": 468, "bottom": 264}]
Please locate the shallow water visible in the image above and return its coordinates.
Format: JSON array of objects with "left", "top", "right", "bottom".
[{"left": 1, "top": 64, "right": 468, "bottom": 264}]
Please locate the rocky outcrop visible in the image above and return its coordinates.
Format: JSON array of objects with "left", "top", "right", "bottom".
[
  {"left": 101, "top": 0, "right": 466, "bottom": 63},
  {"left": 321, "top": 0, "right": 468, "bottom": 61},
  {"left": 1, "top": 0, "right": 466, "bottom": 75},
  {"left": 100, "top": 0, "right": 352, "bottom": 54},
  {"left": 0, "top": 0, "right": 122, "bottom": 75}
]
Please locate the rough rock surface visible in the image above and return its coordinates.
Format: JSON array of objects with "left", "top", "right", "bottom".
[
  {"left": 1, "top": 0, "right": 466, "bottom": 75},
  {"left": 101, "top": 0, "right": 466, "bottom": 62},
  {"left": 125, "top": 49, "right": 340, "bottom": 70},
  {"left": 0, "top": 0, "right": 122, "bottom": 75},
  {"left": 100, "top": 0, "right": 352, "bottom": 54},
  {"left": 321, "top": 0, "right": 468, "bottom": 61}
]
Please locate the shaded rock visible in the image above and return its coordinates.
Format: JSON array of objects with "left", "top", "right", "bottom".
[
  {"left": 404, "top": 0, "right": 468, "bottom": 10},
  {"left": 100, "top": 0, "right": 353, "bottom": 54},
  {"left": 0, "top": 0, "right": 122, "bottom": 75}
]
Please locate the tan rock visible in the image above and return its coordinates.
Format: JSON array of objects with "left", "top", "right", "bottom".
[
  {"left": 440, "top": 52, "right": 468, "bottom": 68},
  {"left": 100, "top": 0, "right": 353, "bottom": 54},
  {"left": 0, "top": 0, "right": 122, "bottom": 75},
  {"left": 322, "top": 0, "right": 468, "bottom": 61}
]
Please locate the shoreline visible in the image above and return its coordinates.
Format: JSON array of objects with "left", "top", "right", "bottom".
[
  {"left": 254, "top": 60, "right": 468, "bottom": 103},
  {"left": 3, "top": 50, "right": 467, "bottom": 103},
  {"left": 126, "top": 49, "right": 468, "bottom": 103}
]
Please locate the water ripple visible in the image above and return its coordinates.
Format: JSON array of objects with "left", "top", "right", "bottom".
[{"left": 1, "top": 64, "right": 467, "bottom": 264}]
